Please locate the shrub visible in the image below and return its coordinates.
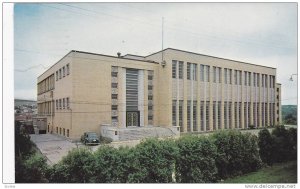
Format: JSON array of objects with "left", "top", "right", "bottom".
[
  {"left": 212, "top": 130, "right": 262, "bottom": 179},
  {"left": 91, "top": 146, "right": 134, "bottom": 183},
  {"left": 287, "top": 128, "right": 297, "bottom": 160},
  {"left": 16, "top": 153, "right": 48, "bottom": 183},
  {"left": 175, "top": 135, "right": 218, "bottom": 183},
  {"left": 129, "top": 138, "right": 178, "bottom": 183},
  {"left": 248, "top": 125, "right": 255, "bottom": 130},
  {"left": 258, "top": 128, "right": 275, "bottom": 165},
  {"left": 50, "top": 148, "right": 95, "bottom": 183},
  {"left": 271, "top": 126, "right": 290, "bottom": 162}
]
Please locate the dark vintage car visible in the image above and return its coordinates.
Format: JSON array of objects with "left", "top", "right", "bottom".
[{"left": 81, "top": 132, "right": 100, "bottom": 145}]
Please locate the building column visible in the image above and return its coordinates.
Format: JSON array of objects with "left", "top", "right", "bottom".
[
  {"left": 209, "top": 66, "right": 213, "bottom": 131},
  {"left": 221, "top": 68, "right": 224, "bottom": 129},
  {"left": 241, "top": 71, "right": 245, "bottom": 129},
  {"left": 183, "top": 62, "right": 187, "bottom": 132}
]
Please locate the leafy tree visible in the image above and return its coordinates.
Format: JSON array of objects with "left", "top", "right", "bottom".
[
  {"left": 175, "top": 135, "right": 218, "bottom": 183},
  {"left": 212, "top": 130, "right": 262, "bottom": 179},
  {"left": 92, "top": 146, "right": 135, "bottom": 183},
  {"left": 49, "top": 148, "right": 95, "bottom": 183},
  {"left": 258, "top": 128, "right": 275, "bottom": 165},
  {"left": 129, "top": 138, "right": 178, "bottom": 183}
]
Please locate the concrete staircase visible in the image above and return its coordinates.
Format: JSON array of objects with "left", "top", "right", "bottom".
[{"left": 118, "top": 126, "right": 177, "bottom": 141}]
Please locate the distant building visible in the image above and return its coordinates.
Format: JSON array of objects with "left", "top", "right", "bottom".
[{"left": 37, "top": 48, "right": 282, "bottom": 141}]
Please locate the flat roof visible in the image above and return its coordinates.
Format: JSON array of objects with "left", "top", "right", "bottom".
[{"left": 146, "top": 48, "right": 276, "bottom": 69}]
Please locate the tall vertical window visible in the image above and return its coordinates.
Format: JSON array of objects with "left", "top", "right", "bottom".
[
  {"left": 213, "top": 101, "right": 216, "bottom": 130},
  {"left": 192, "top": 64, "right": 197, "bottom": 80},
  {"left": 257, "top": 73, "right": 260, "bottom": 87},
  {"left": 234, "top": 102, "right": 238, "bottom": 128},
  {"left": 224, "top": 102, "right": 228, "bottom": 129},
  {"left": 224, "top": 68, "right": 228, "bottom": 84},
  {"left": 59, "top": 69, "right": 62, "bottom": 79},
  {"left": 66, "top": 97, "right": 69, "bottom": 109},
  {"left": 56, "top": 71, "right": 58, "bottom": 81},
  {"left": 239, "top": 71, "right": 242, "bottom": 85},
  {"left": 66, "top": 64, "right": 70, "bottom": 75},
  {"left": 248, "top": 72, "right": 251, "bottom": 86},
  {"left": 206, "top": 66, "right": 210, "bottom": 82},
  {"left": 244, "top": 71, "right": 248, "bottom": 85},
  {"left": 172, "top": 60, "right": 177, "bottom": 78},
  {"left": 179, "top": 100, "right": 183, "bottom": 131},
  {"left": 59, "top": 99, "right": 62, "bottom": 109},
  {"left": 187, "top": 63, "right": 191, "bottom": 80},
  {"left": 239, "top": 102, "right": 242, "bottom": 127},
  {"left": 193, "top": 101, "right": 197, "bottom": 131},
  {"left": 63, "top": 98, "right": 65, "bottom": 109},
  {"left": 265, "top": 75, "right": 268, "bottom": 88},
  {"left": 218, "top": 101, "right": 221, "bottom": 129},
  {"left": 63, "top": 66, "right": 65, "bottom": 77},
  {"left": 244, "top": 102, "right": 247, "bottom": 128},
  {"left": 228, "top": 102, "right": 232, "bottom": 128},
  {"left": 234, "top": 70, "right": 238, "bottom": 85},
  {"left": 172, "top": 100, "right": 177, "bottom": 126},
  {"left": 200, "top": 101, "right": 204, "bottom": 131},
  {"left": 218, "top": 67, "right": 221, "bottom": 83},
  {"left": 206, "top": 101, "right": 210, "bottom": 130},
  {"left": 213, "top": 66, "right": 217, "bottom": 83},
  {"left": 200, "top": 65, "right": 204, "bottom": 81},
  {"left": 179, "top": 61, "right": 183, "bottom": 79},
  {"left": 229, "top": 69, "right": 232, "bottom": 84},
  {"left": 253, "top": 73, "right": 256, "bottom": 87},
  {"left": 187, "top": 100, "right": 191, "bottom": 132},
  {"left": 262, "top": 74, "right": 264, "bottom": 87}
]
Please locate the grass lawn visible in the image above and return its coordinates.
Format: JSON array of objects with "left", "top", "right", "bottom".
[{"left": 224, "top": 161, "right": 297, "bottom": 183}]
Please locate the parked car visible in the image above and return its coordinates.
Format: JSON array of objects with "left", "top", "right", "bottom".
[{"left": 81, "top": 132, "right": 100, "bottom": 145}]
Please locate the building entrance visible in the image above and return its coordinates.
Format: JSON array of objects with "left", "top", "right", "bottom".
[{"left": 126, "top": 111, "right": 140, "bottom": 127}]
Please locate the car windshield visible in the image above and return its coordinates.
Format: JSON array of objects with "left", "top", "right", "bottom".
[{"left": 88, "top": 133, "right": 98, "bottom": 138}]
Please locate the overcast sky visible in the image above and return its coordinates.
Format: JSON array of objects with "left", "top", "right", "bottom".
[{"left": 14, "top": 2, "right": 297, "bottom": 105}]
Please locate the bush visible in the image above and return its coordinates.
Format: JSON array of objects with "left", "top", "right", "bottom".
[
  {"left": 16, "top": 153, "right": 48, "bottom": 183},
  {"left": 49, "top": 148, "right": 95, "bottom": 183},
  {"left": 248, "top": 125, "right": 255, "bottom": 130},
  {"left": 287, "top": 128, "right": 297, "bottom": 160},
  {"left": 258, "top": 128, "right": 275, "bottom": 165},
  {"left": 212, "top": 130, "right": 262, "bottom": 179},
  {"left": 129, "top": 138, "right": 178, "bottom": 183},
  {"left": 175, "top": 135, "right": 218, "bottom": 183},
  {"left": 91, "top": 146, "right": 134, "bottom": 183},
  {"left": 272, "top": 126, "right": 290, "bottom": 162}
]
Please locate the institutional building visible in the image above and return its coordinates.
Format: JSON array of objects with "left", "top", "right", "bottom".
[{"left": 37, "top": 48, "right": 282, "bottom": 141}]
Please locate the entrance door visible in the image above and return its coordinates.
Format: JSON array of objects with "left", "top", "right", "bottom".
[{"left": 126, "top": 111, "right": 140, "bottom": 127}]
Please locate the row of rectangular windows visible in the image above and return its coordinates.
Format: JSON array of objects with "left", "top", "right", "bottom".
[
  {"left": 172, "top": 100, "right": 277, "bottom": 132},
  {"left": 56, "top": 64, "right": 70, "bottom": 81},
  {"left": 55, "top": 97, "right": 70, "bottom": 110},
  {"left": 55, "top": 127, "right": 69, "bottom": 137},
  {"left": 37, "top": 74, "right": 55, "bottom": 95},
  {"left": 148, "top": 70, "right": 154, "bottom": 123},
  {"left": 37, "top": 101, "right": 53, "bottom": 115},
  {"left": 172, "top": 60, "right": 276, "bottom": 88},
  {"left": 111, "top": 67, "right": 118, "bottom": 123}
]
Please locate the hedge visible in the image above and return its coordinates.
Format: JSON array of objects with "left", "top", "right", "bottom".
[
  {"left": 212, "top": 130, "right": 262, "bottom": 179},
  {"left": 175, "top": 135, "right": 218, "bottom": 183}
]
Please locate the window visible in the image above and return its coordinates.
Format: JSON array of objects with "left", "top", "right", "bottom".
[
  {"left": 56, "top": 127, "right": 58, "bottom": 133},
  {"left": 111, "top": 83, "right": 118, "bottom": 88},
  {"left": 213, "top": 66, "right": 216, "bottom": 83},
  {"left": 218, "top": 101, "right": 221, "bottom": 129},
  {"left": 192, "top": 64, "right": 197, "bottom": 81},
  {"left": 172, "top": 60, "right": 177, "bottom": 78},
  {"left": 265, "top": 75, "right": 268, "bottom": 88},
  {"left": 63, "top": 128, "right": 65, "bottom": 136},
  {"left": 148, "top": 85, "right": 153, "bottom": 90},
  {"left": 112, "top": 116, "right": 118, "bottom": 122},
  {"left": 59, "top": 99, "right": 62, "bottom": 109},
  {"left": 179, "top": 61, "right": 184, "bottom": 79},
  {"left": 148, "top": 105, "right": 153, "bottom": 110},
  {"left": 200, "top": 101, "right": 204, "bottom": 131},
  {"left": 172, "top": 100, "right": 176, "bottom": 126},
  {"left": 206, "top": 101, "right": 210, "bottom": 130},
  {"left": 248, "top": 72, "right": 251, "bottom": 86},
  {"left": 228, "top": 102, "right": 232, "bottom": 128},
  {"left": 257, "top": 73, "right": 260, "bottom": 87},
  {"left": 253, "top": 73, "right": 256, "bottom": 87},
  {"left": 206, "top": 66, "right": 210, "bottom": 82},
  {"left": 59, "top": 69, "right": 62, "bottom": 79},
  {"left": 56, "top": 100, "right": 58, "bottom": 110},
  {"left": 67, "top": 129, "right": 69, "bottom": 137},
  {"left": 63, "top": 66, "right": 65, "bottom": 77},
  {"left": 63, "top": 98, "right": 65, "bottom": 109},
  {"left": 213, "top": 101, "right": 216, "bottom": 130},
  {"left": 112, "top": 105, "right": 118, "bottom": 110},
  {"left": 66, "top": 98, "right": 70, "bottom": 109},
  {"left": 224, "top": 102, "right": 228, "bottom": 129},
  {"left": 187, "top": 100, "right": 191, "bottom": 131},
  {"left": 56, "top": 71, "right": 58, "bottom": 81},
  {"left": 148, "top": 115, "right": 153, "bottom": 121},
  {"left": 148, "top": 95, "right": 153, "bottom": 100},
  {"left": 244, "top": 71, "right": 247, "bottom": 85},
  {"left": 187, "top": 63, "right": 191, "bottom": 80},
  {"left": 59, "top": 128, "right": 61, "bottom": 135},
  {"left": 200, "top": 65, "right": 204, "bottom": 81},
  {"left": 229, "top": 69, "right": 232, "bottom": 84},
  {"left": 193, "top": 101, "right": 197, "bottom": 131},
  {"left": 218, "top": 67, "right": 221, "bottom": 83},
  {"left": 239, "top": 71, "right": 242, "bottom": 85},
  {"left": 111, "top": 72, "right": 118, "bottom": 77},
  {"left": 234, "top": 70, "right": 238, "bottom": 85},
  {"left": 148, "top": 75, "right": 153, "bottom": 80},
  {"left": 179, "top": 100, "right": 183, "bottom": 131},
  {"left": 224, "top": 68, "right": 228, "bottom": 84},
  {"left": 66, "top": 64, "right": 70, "bottom": 75},
  {"left": 112, "top": 94, "right": 118, "bottom": 99}
]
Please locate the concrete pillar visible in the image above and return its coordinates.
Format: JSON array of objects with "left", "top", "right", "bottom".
[{"left": 183, "top": 62, "right": 187, "bottom": 132}]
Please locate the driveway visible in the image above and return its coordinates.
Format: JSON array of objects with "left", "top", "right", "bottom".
[{"left": 30, "top": 134, "right": 83, "bottom": 165}]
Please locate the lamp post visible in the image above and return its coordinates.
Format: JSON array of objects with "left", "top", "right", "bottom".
[{"left": 289, "top": 74, "right": 297, "bottom": 81}]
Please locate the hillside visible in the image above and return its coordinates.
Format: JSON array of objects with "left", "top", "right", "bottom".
[{"left": 282, "top": 105, "right": 297, "bottom": 125}]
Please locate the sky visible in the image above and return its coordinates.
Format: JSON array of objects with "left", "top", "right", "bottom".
[{"left": 14, "top": 2, "right": 297, "bottom": 105}]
